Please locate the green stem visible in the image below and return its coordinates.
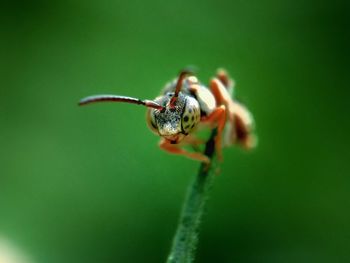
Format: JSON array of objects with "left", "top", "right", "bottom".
[{"left": 166, "top": 130, "right": 218, "bottom": 263}]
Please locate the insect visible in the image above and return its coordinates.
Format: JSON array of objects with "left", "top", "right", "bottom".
[{"left": 79, "top": 69, "right": 255, "bottom": 163}]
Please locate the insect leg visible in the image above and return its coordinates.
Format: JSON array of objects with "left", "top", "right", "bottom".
[
  {"left": 216, "top": 68, "right": 235, "bottom": 96},
  {"left": 210, "top": 78, "right": 255, "bottom": 148},
  {"left": 200, "top": 105, "right": 226, "bottom": 161},
  {"left": 159, "top": 139, "right": 210, "bottom": 164},
  {"left": 182, "top": 134, "right": 205, "bottom": 146},
  {"left": 182, "top": 134, "right": 206, "bottom": 152}
]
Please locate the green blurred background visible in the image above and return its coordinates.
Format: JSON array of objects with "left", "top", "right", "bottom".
[{"left": 0, "top": 0, "right": 348, "bottom": 262}]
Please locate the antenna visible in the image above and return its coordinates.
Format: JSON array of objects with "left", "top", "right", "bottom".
[
  {"left": 79, "top": 95, "right": 164, "bottom": 110},
  {"left": 169, "top": 69, "right": 194, "bottom": 108}
]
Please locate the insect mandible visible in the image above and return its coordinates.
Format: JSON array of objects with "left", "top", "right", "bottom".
[{"left": 79, "top": 68, "right": 255, "bottom": 163}]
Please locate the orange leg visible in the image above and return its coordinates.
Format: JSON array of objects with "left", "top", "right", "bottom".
[
  {"left": 210, "top": 78, "right": 234, "bottom": 108},
  {"left": 182, "top": 134, "right": 205, "bottom": 146},
  {"left": 216, "top": 68, "right": 234, "bottom": 95},
  {"left": 210, "top": 78, "right": 235, "bottom": 146},
  {"left": 210, "top": 78, "right": 255, "bottom": 148},
  {"left": 159, "top": 138, "right": 210, "bottom": 164},
  {"left": 182, "top": 134, "right": 206, "bottom": 152},
  {"left": 201, "top": 105, "right": 226, "bottom": 161}
]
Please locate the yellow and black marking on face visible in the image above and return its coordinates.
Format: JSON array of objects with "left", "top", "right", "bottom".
[
  {"left": 181, "top": 96, "right": 201, "bottom": 135},
  {"left": 147, "top": 92, "right": 201, "bottom": 137},
  {"left": 150, "top": 92, "right": 186, "bottom": 137}
]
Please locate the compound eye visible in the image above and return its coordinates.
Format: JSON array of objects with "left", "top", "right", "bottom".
[
  {"left": 147, "top": 110, "right": 158, "bottom": 133},
  {"left": 150, "top": 118, "right": 157, "bottom": 129},
  {"left": 182, "top": 104, "right": 200, "bottom": 134}
]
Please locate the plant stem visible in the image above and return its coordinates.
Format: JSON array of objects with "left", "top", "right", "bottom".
[{"left": 166, "top": 130, "right": 218, "bottom": 263}]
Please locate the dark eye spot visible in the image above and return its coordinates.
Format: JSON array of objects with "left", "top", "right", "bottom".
[
  {"left": 192, "top": 116, "right": 195, "bottom": 121},
  {"left": 151, "top": 120, "right": 157, "bottom": 129},
  {"left": 184, "top": 116, "right": 189, "bottom": 122}
]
